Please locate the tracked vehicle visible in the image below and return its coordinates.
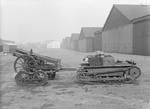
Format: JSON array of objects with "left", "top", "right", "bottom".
[{"left": 76, "top": 53, "right": 141, "bottom": 83}]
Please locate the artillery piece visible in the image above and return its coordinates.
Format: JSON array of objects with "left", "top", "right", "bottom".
[
  {"left": 13, "top": 48, "right": 61, "bottom": 86},
  {"left": 76, "top": 52, "right": 141, "bottom": 84}
]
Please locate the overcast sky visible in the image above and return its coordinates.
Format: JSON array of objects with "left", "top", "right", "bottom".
[{"left": 1, "top": 0, "right": 150, "bottom": 43}]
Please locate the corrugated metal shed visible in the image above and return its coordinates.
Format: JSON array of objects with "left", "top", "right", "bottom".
[
  {"left": 79, "top": 27, "right": 101, "bottom": 39},
  {"left": 0, "top": 45, "right": 3, "bottom": 52},
  {"left": 102, "top": 4, "right": 150, "bottom": 55},
  {"left": 0, "top": 39, "right": 17, "bottom": 53},
  {"left": 115, "top": 5, "right": 150, "bottom": 21},
  {"left": 71, "top": 33, "right": 80, "bottom": 41},
  {"left": 133, "top": 19, "right": 150, "bottom": 55},
  {"left": 93, "top": 30, "right": 102, "bottom": 51},
  {"left": 61, "top": 37, "right": 71, "bottom": 49},
  {"left": 0, "top": 39, "right": 3, "bottom": 52},
  {"left": 70, "top": 33, "right": 80, "bottom": 51},
  {"left": 79, "top": 27, "right": 101, "bottom": 52},
  {"left": 65, "top": 37, "right": 71, "bottom": 49},
  {"left": 103, "top": 5, "right": 150, "bottom": 31},
  {"left": 78, "top": 37, "right": 93, "bottom": 52}
]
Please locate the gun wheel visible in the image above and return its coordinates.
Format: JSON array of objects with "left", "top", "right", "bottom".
[{"left": 14, "top": 55, "right": 26, "bottom": 73}]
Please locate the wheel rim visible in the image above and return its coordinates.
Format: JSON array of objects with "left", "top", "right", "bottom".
[
  {"left": 14, "top": 56, "right": 26, "bottom": 73},
  {"left": 14, "top": 55, "right": 36, "bottom": 73}
]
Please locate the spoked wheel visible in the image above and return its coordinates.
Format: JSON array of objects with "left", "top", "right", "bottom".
[
  {"left": 14, "top": 55, "right": 26, "bottom": 73},
  {"left": 14, "top": 55, "right": 36, "bottom": 73},
  {"left": 15, "top": 70, "right": 48, "bottom": 86}
]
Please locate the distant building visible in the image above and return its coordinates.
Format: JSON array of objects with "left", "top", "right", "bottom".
[
  {"left": 60, "top": 39, "right": 65, "bottom": 49},
  {"left": 47, "top": 40, "right": 60, "bottom": 48},
  {"left": 78, "top": 27, "right": 101, "bottom": 52},
  {"left": 70, "top": 33, "right": 80, "bottom": 51},
  {"left": 60, "top": 37, "right": 71, "bottom": 49},
  {"left": 102, "top": 4, "right": 150, "bottom": 55},
  {"left": 0, "top": 39, "right": 17, "bottom": 53},
  {"left": 93, "top": 29, "right": 102, "bottom": 51},
  {"left": 0, "top": 38, "right": 3, "bottom": 52}
]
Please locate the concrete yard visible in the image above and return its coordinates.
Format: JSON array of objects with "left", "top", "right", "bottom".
[{"left": 0, "top": 48, "right": 150, "bottom": 109}]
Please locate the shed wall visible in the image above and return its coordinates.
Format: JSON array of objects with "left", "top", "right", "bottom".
[
  {"left": 70, "top": 40, "right": 78, "bottom": 51},
  {"left": 9, "top": 45, "right": 17, "bottom": 53},
  {"left": 133, "top": 19, "right": 150, "bottom": 55},
  {"left": 102, "top": 24, "right": 133, "bottom": 53},
  {"left": 78, "top": 38, "right": 93, "bottom": 52},
  {"left": 3, "top": 45, "right": 17, "bottom": 53},
  {"left": 65, "top": 38, "right": 71, "bottom": 49},
  {"left": 0, "top": 45, "right": 3, "bottom": 52},
  {"left": 93, "top": 35, "right": 102, "bottom": 51},
  {"left": 3, "top": 45, "right": 9, "bottom": 53}
]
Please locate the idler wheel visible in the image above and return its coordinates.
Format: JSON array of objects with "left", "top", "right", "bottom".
[
  {"left": 128, "top": 66, "right": 141, "bottom": 80},
  {"left": 124, "top": 66, "right": 141, "bottom": 83}
]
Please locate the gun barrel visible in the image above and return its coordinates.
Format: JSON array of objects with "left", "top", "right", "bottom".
[
  {"left": 13, "top": 48, "right": 62, "bottom": 70},
  {"left": 36, "top": 54, "right": 61, "bottom": 69},
  {"left": 13, "top": 52, "right": 22, "bottom": 57},
  {"left": 14, "top": 48, "right": 29, "bottom": 55},
  {"left": 13, "top": 48, "right": 28, "bottom": 57}
]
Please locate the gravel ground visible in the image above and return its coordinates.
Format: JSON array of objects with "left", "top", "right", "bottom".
[{"left": 0, "top": 48, "right": 150, "bottom": 109}]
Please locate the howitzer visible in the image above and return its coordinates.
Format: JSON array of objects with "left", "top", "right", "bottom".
[
  {"left": 13, "top": 48, "right": 61, "bottom": 70},
  {"left": 13, "top": 48, "right": 61, "bottom": 86}
]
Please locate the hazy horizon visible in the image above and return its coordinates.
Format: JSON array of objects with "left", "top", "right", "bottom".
[{"left": 1, "top": 0, "right": 150, "bottom": 43}]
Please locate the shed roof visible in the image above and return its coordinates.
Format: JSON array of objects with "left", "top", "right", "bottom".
[
  {"left": 80, "top": 27, "right": 102, "bottom": 38},
  {"left": 2, "top": 39, "right": 15, "bottom": 43},
  {"left": 115, "top": 4, "right": 150, "bottom": 21},
  {"left": 0, "top": 39, "right": 15, "bottom": 45},
  {"left": 3, "top": 42, "right": 16, "bottom": 45},
  {"left": 65, "top": 37, "right": 71, "bottom": 41},
  {"left": 71, "top": 33, "right": 80, "bottom": 41},
  {"left": 103, "top": 4, "right": 150, "bottom": 31}
]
